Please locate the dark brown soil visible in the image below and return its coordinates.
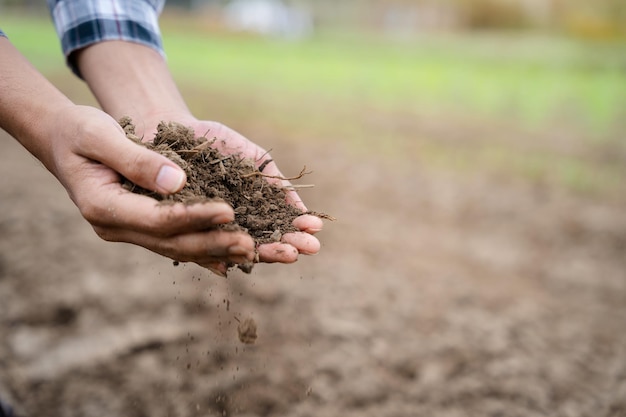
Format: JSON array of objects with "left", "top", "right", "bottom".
[{"left": 119, "top": 117, "right": 312, "bottom": 273}]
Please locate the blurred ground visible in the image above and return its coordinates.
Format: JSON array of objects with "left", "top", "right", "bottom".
[{"left": 1, "top": 82, "right": 626, "bottom": 416}]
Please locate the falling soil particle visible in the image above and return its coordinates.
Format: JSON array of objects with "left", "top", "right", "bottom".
[
  {"left": 237, "top": 317, "right": 258, "bottom": 345},
  {"left": 118, "top": 117, "right": 330, "bottom": 274}
]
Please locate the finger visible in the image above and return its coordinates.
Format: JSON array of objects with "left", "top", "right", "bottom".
[
  {"left": 293, "top": 214, "right": 323, "bottom": 234},
  {"left": 95, "top": 226, "right": 255, "bottom": 265},
  {"left": 200, "top": 262, "right": 229, "bottom": 278},
  {"left": 78, "top": 117, "right": 187, "bottom": 195},
  {"left": 281, "top": 232, "right": 320, "bottom": 255},
  {"left": 257, "top": 242, "right": 299, "bottom": 263},
  {"left": 80, "top": 184, "right": 236, "bottom": 237}
]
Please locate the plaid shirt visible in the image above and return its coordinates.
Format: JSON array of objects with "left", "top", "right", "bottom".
[
  {"left": 1, "top": 1, "right": 166, "bottom": 75},
  {"left": 49, "top": 0, "right": 166, "bottom": 74}
]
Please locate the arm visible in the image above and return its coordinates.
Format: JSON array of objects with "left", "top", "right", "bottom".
[{"left": 0, "top": 35, "right": 256, "bottom": 273}]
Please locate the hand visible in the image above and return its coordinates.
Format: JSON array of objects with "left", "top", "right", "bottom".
[
  {"left": 71, "top": 40, "right": 322, "bottom": 274},
  {"left": 46, "top": 105, "right": 257, "bottom": 273},
  {"left": 137, "top": 114, "right": 324, "bottom": 269}
]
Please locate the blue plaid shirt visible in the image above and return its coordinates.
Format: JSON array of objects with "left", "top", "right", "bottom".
[{"left": 1, "top": 0, "right": 166, "bottom": 75}]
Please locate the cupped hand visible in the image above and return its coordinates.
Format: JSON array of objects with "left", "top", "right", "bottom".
[
  {"left": 137, "top": 114, "right": 324, "bottom": 267},
  {"left": 45, "top": 105, "right": 257, "bottom": 273}
]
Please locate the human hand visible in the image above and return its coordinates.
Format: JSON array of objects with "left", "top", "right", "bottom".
[
  {"left": 136, "top": 114, "right": 323, "bottom": 269},
  {"left": 45, "top": 105, "right": 257, "bottom": 273},
  {"left": 71, "top": 41, "right": 322, "bottom": 273}
]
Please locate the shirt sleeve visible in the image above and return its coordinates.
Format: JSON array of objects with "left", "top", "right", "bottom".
[
  {"left": 0, "top": 29, "right": 6, "bottom": 38},
  {"left": 47, "top": 0, "right": 166, "bottom": 76}
]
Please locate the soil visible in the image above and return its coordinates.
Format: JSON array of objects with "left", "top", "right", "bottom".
[
  {"left": 236, "top": 318, "right": 258, "bottom": 345},
  {"left": 1, "top": 120, "right": 626, "bottom": 417},
  {"left": 119, "top": 117, "right": 316, "bottom": 274}
]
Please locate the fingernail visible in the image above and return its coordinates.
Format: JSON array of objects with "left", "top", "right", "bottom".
[
  {"left": 156, "top": 165, "right": 186, "bottom": 194},
  {"left": 229, "top": 255, "right": 251, "bottom": 265},
  {"left": 206, "top": 265, "right": 228, "bottom": 278},
  {"left": 228, "top": 245, "right": 250, "bottom": 256},
  {"left": 212, "top": 213, "right": 234, "bottom": 224}
]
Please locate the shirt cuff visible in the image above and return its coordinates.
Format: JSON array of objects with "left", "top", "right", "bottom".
[{"left": 48, "top": 0, "right": 165, "bottom": 77}]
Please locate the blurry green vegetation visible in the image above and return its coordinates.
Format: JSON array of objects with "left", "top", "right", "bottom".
[
  {"left": 2, "top": 15, "right": 624, "bottom": 196},
  {"left": 162, "top": 28, "right": 626, "bottom": 135},
  {"left": 0, "top": 16, "right": 63, "bottom": 70}
]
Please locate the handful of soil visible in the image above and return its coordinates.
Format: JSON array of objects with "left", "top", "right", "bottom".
[{"left": 119, "top": 117, "right": 328, "bottom": 274}]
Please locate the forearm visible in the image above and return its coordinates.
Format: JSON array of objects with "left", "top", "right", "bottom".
[
  {"left": 47, "top": 0, "right": 180, "bottom": 129},
  {"left": 0, "top": 37, "right": 74, "bottom": 171},
  {"left": 75, "top": 41, "right": 190, "bottom": 130}
]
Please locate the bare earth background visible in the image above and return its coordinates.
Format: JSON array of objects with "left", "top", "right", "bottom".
[{"left": 1, "top": 72, "right": 626, "bottom": 416}]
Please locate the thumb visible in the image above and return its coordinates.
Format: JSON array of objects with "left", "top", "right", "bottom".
[
  {"left": 77, "top": 112, "right": 187, "bottom": 194},
  {"left": 109, "top": 139, "right": 186, "bottom": 195}
]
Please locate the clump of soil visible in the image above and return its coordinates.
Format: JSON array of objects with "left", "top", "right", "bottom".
[
  {"left": 119, "top": 117, "right": 326, "bottom": 274},
  {"left": 236, "top": 317, "right": 258, "bottom": 345}
]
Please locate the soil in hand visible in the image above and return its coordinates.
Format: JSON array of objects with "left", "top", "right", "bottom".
[{"left": 119, "top": 117, "right": 323, "bottom": 274}]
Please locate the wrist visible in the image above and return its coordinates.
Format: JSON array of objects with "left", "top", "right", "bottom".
[
  {"left": 0, "top": 38, "right": 76, "bottom": 169},
  {"left": 76, "top": 41, "right": 191, "bottom": 136}
]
